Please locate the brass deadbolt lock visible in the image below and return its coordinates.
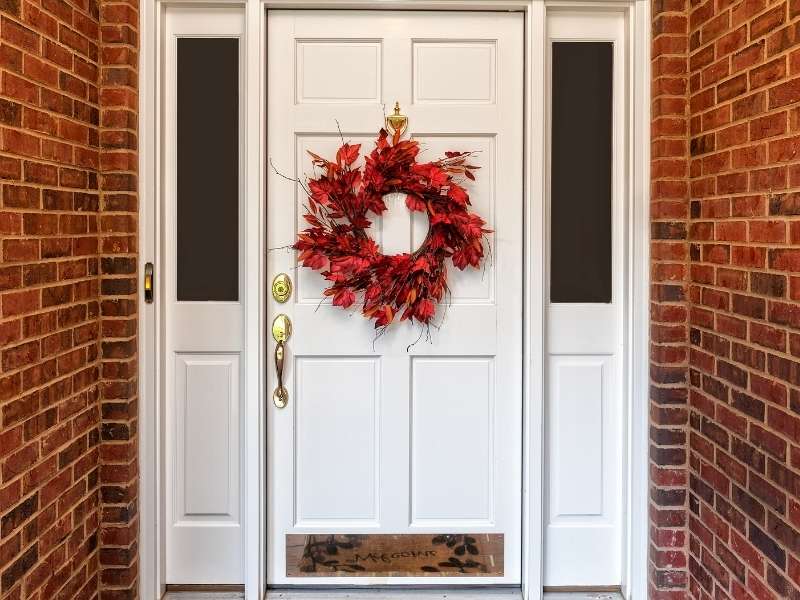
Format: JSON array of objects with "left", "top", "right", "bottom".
[{"left": 272, "top": 273, "right": 292, "bottom": 303}]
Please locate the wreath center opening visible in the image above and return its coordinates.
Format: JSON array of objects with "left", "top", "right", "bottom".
[{"left": 375, "top": 192, "right": 424, "bottom": 256}]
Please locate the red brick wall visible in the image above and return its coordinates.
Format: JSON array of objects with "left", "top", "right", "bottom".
[
  {"left": 97, "top": 0, "right": 138, "bottom": 596},
  {"left": 0, "top": 0, "right": 103, "bottom": 596},
  {"left": 681, "top": 0, "right": 800, "bottom": 595},
  {"left": 5, "top": 0, "right": 800, "bottom": 597},
  {"left": 651, "top": 0, "right": 692, "bottom": 596},
  {"left": 0, "top": 0, "right": 137, "bottom": 596}
]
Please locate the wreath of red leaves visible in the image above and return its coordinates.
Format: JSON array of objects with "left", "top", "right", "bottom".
[{"left": 293, "top": 128, "right": 490, "bottom": 331}]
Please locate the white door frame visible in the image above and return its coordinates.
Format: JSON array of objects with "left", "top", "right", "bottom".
[{"left": 137, "top": 1, "right": 651, "bottom": 599}]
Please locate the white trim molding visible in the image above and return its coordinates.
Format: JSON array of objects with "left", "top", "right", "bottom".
[
  {"left": 138, "top": 0, "right": 160, "bottom": 595},
  {"left": 627, "top": 0, "right": 652, "bottom": 598},
  {"left": 137, "top": 2, "right": 651, "bottom": 599}
]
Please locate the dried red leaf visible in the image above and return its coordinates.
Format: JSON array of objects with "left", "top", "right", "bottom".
[{"left": 292, "top": 130, "right": 490, "bottom": 329}]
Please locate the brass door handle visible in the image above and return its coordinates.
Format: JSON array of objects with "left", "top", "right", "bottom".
[
  {"left": 272, "top": 314, "right": 291, "bottom": 408},
  {"left": 274, "top": 341, "right": 288, "bottom": 408}
]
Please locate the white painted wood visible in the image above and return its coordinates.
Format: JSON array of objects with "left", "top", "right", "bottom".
[
  {"left": 411, "top": 357, "right": 494, "bottom": 524},
  {"left": 267, "top": 10, "right": 524, "bottom": 586},
  {"left": 628, "top": 2, "right": 652, "bottom": 599},
  {"left": 548, "top": 358, "right": 607, "bottom": 516},
  {"left": 297, "top": 41, "right": 382, "bottom": 103},
  {"left": 523, "top": 3, "right": 546, "bottom": 599},
  {"left": 381, "top": 192, "right": 413, "bottom": 255},
  {"left": 138, "top": 0, "right": 161, "bottom": 594},
  {"left": 176, "top": 356, "right": 240, "bottom": 516},
  {"left": 163, "top": 6, "right": 245, "bottom": 585},
  {"left": 139, "top": 3, "right": 652, "bottom": 600},
  {"left": 243, "top": 1, "right": 267, "bottom": 598},
  {"left": 413, "top": 41, "right": 496, "bottom": 103},
  {"left": 294, "top": 357, "right": 380, "bottom": 525},
  {"left": 543, "top": 8, "right": 627, "bottom": 588}
]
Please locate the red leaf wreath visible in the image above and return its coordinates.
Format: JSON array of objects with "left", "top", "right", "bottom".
[{"left": 293, "top": 128, "right": 491, "bottom": 330}]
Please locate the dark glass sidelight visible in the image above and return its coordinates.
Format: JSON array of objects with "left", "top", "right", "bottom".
[
  {"left": 550, "top": 41, "right": 613, "bottom": 303},
  {"left": 177, "top": 38, "right": 240, "bottom": 301}
]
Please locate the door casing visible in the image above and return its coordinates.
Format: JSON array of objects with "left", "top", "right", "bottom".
[{"left": 137, "top": 1, "right": 652, "bottom": 599}]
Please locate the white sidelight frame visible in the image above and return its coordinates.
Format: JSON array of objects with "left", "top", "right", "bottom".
[{"left": 138, "top": 1, "right": 651, "bottom": 599}]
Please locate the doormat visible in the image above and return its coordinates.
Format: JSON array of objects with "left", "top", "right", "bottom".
[{"left": 286, "top": 533, "right": 503, "bottom": 577}]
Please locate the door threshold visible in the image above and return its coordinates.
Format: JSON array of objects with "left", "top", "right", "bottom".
[
  {"left": 266, "top": 587, "right": 522, "bottom": 600},
  {"left": 165, "top": 593, "right": 244, "bottom": 600}
]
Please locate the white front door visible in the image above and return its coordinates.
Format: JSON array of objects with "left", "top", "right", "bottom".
[
  {"left": 162, "top": 6, "right": 245, "bottom": 585},
  {"left": 267, "top": 10, "right": 524, "bottom": 586}
]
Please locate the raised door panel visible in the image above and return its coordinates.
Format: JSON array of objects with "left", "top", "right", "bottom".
[
  {"left": 174, "top": 354, "right": 241, "bottom": 522},
  {"left": 547, "top": 357, "right": 607, "bottom": 519},
  {"left": 296, "top": 40, "right": 382, "bottom": 104},
  {"left": 294, "top": 357, "right": 380, "bottom": 526},
  {"left": 413, "top": 41, "right": 496, "bottom": 104},
  {"left": 411, "top": 357, "right": 494, "bottom": 525},
  {"left": 545, "top": 352, "right": 622, "bottom": 585}
]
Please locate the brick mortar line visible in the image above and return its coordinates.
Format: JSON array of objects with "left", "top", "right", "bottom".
[
  {"left": 691, "top": 127, "right": 800, "bottom": 144},
  {"left": 0, "top": 69, "right": 103, "bottom": 112},
  {"left": 687, "top": 398, "right": 798, "bottom": 450},
  {"left": 2, "top": 436, "right": 101, "bottom": 498},
  {"left": 690, "top": 71, "right": 800, "bottom": 97},
  {"left": 0, "top": 269, "right": 100, "bottom": 285},
  {"left": 0, "top": 70, "right": 102, "bottom": 104},
  {"left": 688, "top": 3, "right": 791, "bottom": 36},
  {"left": 0, "top": 171, "right": 103, "bottom": 184},
  {"left": 0, "top": 393, "right": 100, "bottom": 427},
  {"left": 690, "top": 327, "right": 800, "bottom": 379},
  {"left": 1, "top": 236, "right": 106, "bottom": 244},
  {"left": 0, "top": 324, "right": 99, "bottom": 357},
  {"left": 687, "top": 464, "right": 798, "bottom": 572},
  {"left": 690, "top": 369, "right": 785, "bottom": 391},
  {"left": 1, "top": 26, "right": 100, "bottom": 66},
  {"left": 1, "top": 238, "right": 134, "bottom": 245},
  {"left": 1, "top": 207, "right": 104, "bottom": 216},
  {"left": 0, "top": 342, "right": 101, "bottom": 371},
  {"left": 1, "top": 474, "right": 101, "bottom": 532},
  {"left": 6, "top": 0, "right": 105, "bottom": 28},
  {"left": 4, "top": 17, "right": 101, "bottom": 51},
  {"left": 11, "top": 12, "right": 102, "bottom": 38},
  {"left": 0, "top": 335, "right": 100, "bottom": 372},
  {"left": 0, "top": 128, "right": 102, "bottom": 156},
  {"left": 691, "top": 125, "right": 800, "bottom": 143},
  {"left": 0, "top": 319, "right": 99, "bottom": 338},
  {"left": 3, "top": 498, "right": 100, "bottom": 561},
  {"left": 1, "top": 50, "right": 102, "bottom": 92}
]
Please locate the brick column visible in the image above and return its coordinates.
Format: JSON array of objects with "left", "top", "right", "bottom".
[
  {"left": 97, "top": 0, "right": 138, "bottom": 597},
  {"left": 650, "top": 0, "right": 692, "bottom": 596}
]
